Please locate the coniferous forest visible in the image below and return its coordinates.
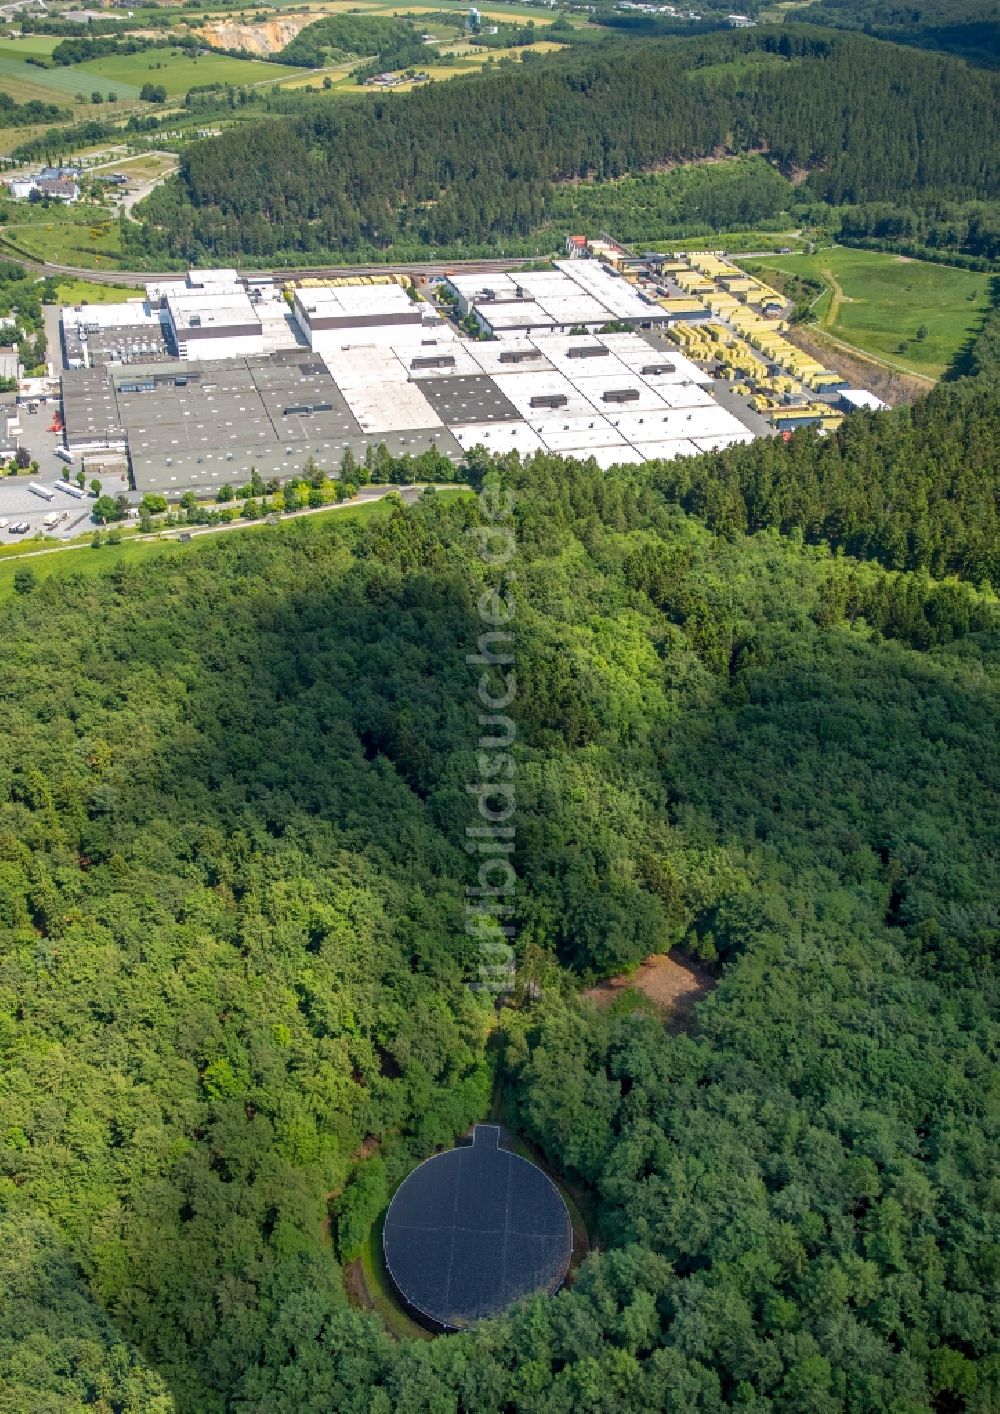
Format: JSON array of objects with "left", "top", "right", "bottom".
[
  {"left": 129, "top": 27, "right": 1000, "bottom": 264},
  {"left": 1, "top": 284, "right": 998, "bottom": 1410}
]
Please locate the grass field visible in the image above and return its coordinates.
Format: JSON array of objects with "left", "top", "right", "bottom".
[
  {"left": 93, "top": 152, "right": 178, "bottom": 184},
  {"left": 645, "top": 230, "right": 806, "bottom": 255},
  {"left": 0, "top": 35, "right": 296, "bottom": 108},
  {"left": 53, "top": 277, "right": 137, "bottom": 304},
  {"left": 360, "top": 1216, "right": 435, "bottom": 1341},
  {"left": 76, "top": 50, "right": 294, "bottom": 98},
  {"left": 0, "top": 204, "right": 123, "bottom": 269},
  {"left": 741, "top": 247, "right": 993, "bottom": 377}
]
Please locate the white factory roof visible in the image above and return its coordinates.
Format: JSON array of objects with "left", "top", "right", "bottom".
[
  {"left": 452, "top": 421, "right": 547, "bottom": 458},
  {"left": 475, "top": 300, "right": 552, "bottom": 330},
  {"left": 577, "top": 374, "right": 669, "bottom": 414},
  {"left": 295, "top": 283, "right": 417, "bottom": 320},
  {"left": 692, "top": 432, "right": 755, "bottom": 452},
  {"left": 146, "top": 268, "right": 244, "bottom": 302},
  {"left": 528, "top": 337, "right": 632, "bottom": 380},
  {"left": 166, "top": 288, "right": 260, "bottom": 334},
  {"left": 62, "top": 299, "right": 159, "bottom": 330},
  {"left": 611, "top": 404, "right": 748, "bottom": 444},
  {"left": 188, "top": 267, "right": 242, "bottom": 288},
  {"left": 450, "top": 261, "right": 666, "bottom": 332},
  {"left": 553, "top": 259, "right": 658, "bottom": 321},
  {"left": 841, "top": 388, "right": 888, "bottom": 411},
  {"left": 655, "top": 382, "right": 715, "bottom": 409},
  {"left": 464, "top": 339, "right": 554, "bottom": 376},
  {"left": 322, "top": 345, "right": 408, "bottom": 388},
  {"left": 531, "top": 418, "right": 629, "bottom": 453},
  {"left": 628, "top": 438, "right": 701, "bottom": 460},
  {"left": 447, "top": 273, "right": 522, "bottom": 300},
  {"left": 596, "top": 333, "right": 713, "bottom": 385},
  {"left": 405, "top": 342, "right": 482, "bottom": 377},
  {"left": 347, "top": 378, "right": 442, "bottom": 434},
  {"left": 491, "top": 370, "right": 597, "bottom": 421}
]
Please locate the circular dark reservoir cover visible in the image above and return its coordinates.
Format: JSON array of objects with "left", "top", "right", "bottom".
[{"left": 383, "top": 1125, "right": 573, "bottom": 1330}]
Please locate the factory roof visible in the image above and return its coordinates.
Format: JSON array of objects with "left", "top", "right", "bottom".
[
  {"left": 840, "top": 388, "right": 889, "bottom": 412},
  {"left": 294, "top": 282, "right": 421, "bottom": 323},
  {"left": 60, "top": 325, "right": 770, "bottom": 495},
  {"left": 449, "top": 261, "right": 667, "bottom": 333}
]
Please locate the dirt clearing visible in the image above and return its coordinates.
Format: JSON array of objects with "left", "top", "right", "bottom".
[
  {"left": 784, "top": 323, "right": 933, "bottom": 405},
  {"left": 583, "top": 952, "right": 715, "bottom": 1029}
]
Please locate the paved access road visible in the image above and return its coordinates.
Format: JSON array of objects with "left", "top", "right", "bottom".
[{"left": 1, "top": 481, "right": 456, "bottom": 558}]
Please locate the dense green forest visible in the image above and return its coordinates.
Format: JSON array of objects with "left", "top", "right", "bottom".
[
  {"left": 791, "top": 0, "right": 999, "bottom": 66},
  {"left": 834, "top": 201, "right": 1000, "bottom": 266},
  {"left": 2, "top": 298, "right": 998, "bottom": 1409},
  {"left": 278, "top": 14, "right": 428, "bottom": 72},
  {"left": 129, "top": 27, "right": 1000, "bottom": 263},
  {"left": 545, "top": 157, "right": 800, "bottom": 246}
]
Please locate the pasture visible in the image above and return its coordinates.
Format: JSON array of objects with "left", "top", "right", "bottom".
[{"left": 741, "top": 247, "right": 994, "bottom": 377}]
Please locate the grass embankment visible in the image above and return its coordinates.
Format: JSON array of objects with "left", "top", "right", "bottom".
[
  {"left": 0, "top": 204, "right": 123, "bottom": 269},
  {"left": 742, "top": 247, "right": 993, "bottom": 377},
  {"left": 348, "top": 1102, "right": 593, "bottom": 1342},
  {"left": 0, "top": 492, "right": 474, "bottom": 600},
  {"left": 359, "top": 1216, "right": 435, "bottom": 1342}
]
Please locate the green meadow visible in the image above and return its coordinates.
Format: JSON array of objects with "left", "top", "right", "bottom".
[{"left": 742, "top": 246, "right": 994, "bottom": 376}]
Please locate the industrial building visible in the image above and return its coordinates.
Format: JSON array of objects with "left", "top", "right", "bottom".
[
  {"left": 61, "top": 299, "right": 171, "bottom": 370},
  {"left": 147, "top": 271, "right": 265, "bottom": 361},
  {"left": 54, "top": 261, "right": 783, "bottom": 500},
  {"left": 445, "top": 261, "right": 667, "bottom": 337},
  {"left": 292, "top": 282, "right": 442, "bottom": 353},
  {"left": 839, "top": 388, "right": 889, "bottom": 413},
  {"left": 59, "top": 326, "right": 758, "bottom": 499}
]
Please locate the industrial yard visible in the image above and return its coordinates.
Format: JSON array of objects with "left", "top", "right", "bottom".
[{"left": 39, "top": 237, "right": 889, "bottom": 505}]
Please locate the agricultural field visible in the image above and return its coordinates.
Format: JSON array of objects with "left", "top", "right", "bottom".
[
  {"left": 741, "top": 246, "right": 994, "bottom": 377},
  {"left": 0, "top": 0, "right": 573, "bottom": 134},
  {"left": 0, "top": 33, "right": 299, "bottom": 109},
  {"left": 74, "top": 49, "right": 294, "bottom": 99}
]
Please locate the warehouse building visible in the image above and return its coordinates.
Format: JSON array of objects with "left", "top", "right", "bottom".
[
  {"left": 143, "top": 270, "right": 265, "bottom": 361},
  {"left": 61, "top": 348, "right": 464, "bottom": 497},
  {"left": 292, "top": 283, "right": 442, "bottom": 353},
  {"left": 445, "top": 261, "right": 667, "bottom": 337}
]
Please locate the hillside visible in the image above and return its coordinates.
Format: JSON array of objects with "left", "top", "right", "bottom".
[
  {"left": 1, "top": 303, "right": 998, "bottom": 1406},
  {"left": 130, "top": 27, "right": 1000, "bottom": 263}
]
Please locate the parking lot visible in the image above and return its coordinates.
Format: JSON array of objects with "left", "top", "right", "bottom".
[
  {"left": 14, "top": 396, "right": 71, "bottom": 478},
  {"left": 0, "top": 477, "right": 100, "bottom": 542}
]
